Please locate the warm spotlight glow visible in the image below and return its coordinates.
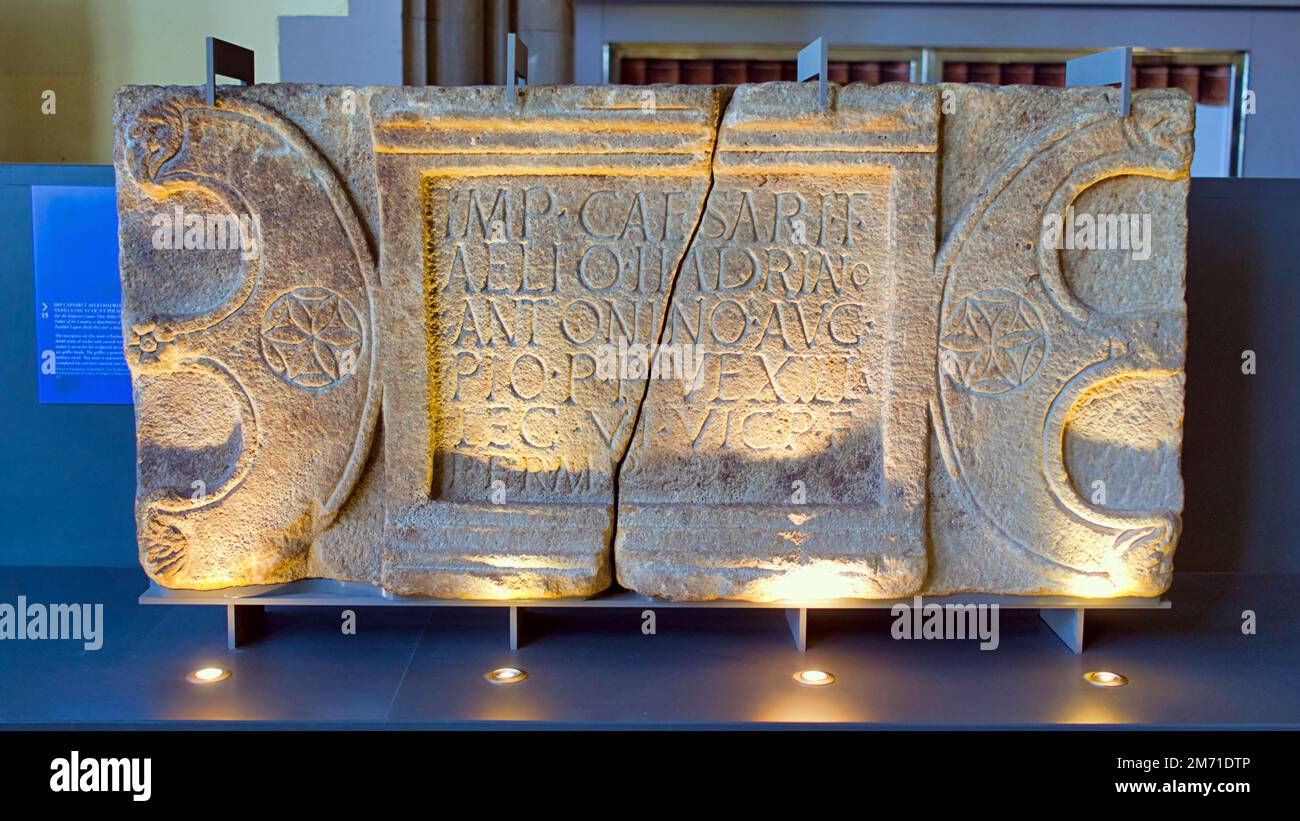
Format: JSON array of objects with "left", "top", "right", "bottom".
[
  {"left": 1084, "top": 670, "right": 1128, "bottom": 687},
  {"left": 759, "top": 562, "right": 860, "bottom": 601},
  {"left": 187, "top": 666, "right": 231, "bottom": 684},
  {"left": 1063, "top": 574, "right": 1119, "bottom": 598},
  {"left": 485, "top": 667, "right": 528, "bottom": 684},
  {"left": 793, "top": 669, "right": 835, "bottom": 686}
]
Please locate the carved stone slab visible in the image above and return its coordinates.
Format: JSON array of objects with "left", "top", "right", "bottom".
[
  {"left": 116, "top": 86, "right": 380, "bottom": 590},
  {"left": 116, "top": 82, "right": 1190, "bottom": 601}
]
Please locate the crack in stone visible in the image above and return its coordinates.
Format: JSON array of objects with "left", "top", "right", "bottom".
[{"left": 605, "top": 88, "right": 734, "bottom": 586}]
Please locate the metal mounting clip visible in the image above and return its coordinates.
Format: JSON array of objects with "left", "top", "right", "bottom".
[
  {"left": 205, "top": 37, "right": 254, "bottom": 107},
  {"left": 1067, "top": 47, "right": 1133, "bottom": 117}
]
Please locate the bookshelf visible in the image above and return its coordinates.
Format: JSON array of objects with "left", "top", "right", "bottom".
[{"left": 607, "top": 43, "right": 1246, "bottom": 107}]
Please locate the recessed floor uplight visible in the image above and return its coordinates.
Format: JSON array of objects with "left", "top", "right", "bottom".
[
  {"left": 187, "top": 666, "right": 231, "bottom": 684},
  {"left": 793, "top": 669, "right": 835, "bottom": 686},
  {"left": 1084, "top": 671, "right": 1128, "bottom": 687},
  {"left": 485, "top": 667, "right": 528, "bottom": 684}
]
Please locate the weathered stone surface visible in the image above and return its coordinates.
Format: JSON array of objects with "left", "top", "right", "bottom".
[
  {"left": 615, "top": 83, "right": 938, "bottom": 601},
  {"left": 116, "top": 85, "right": 381, "bottom": 590},
  {"left": 117, "top": 81, "right": 1190, "bottom": 600},
  {"left": 371, "top": 85, "right": 725, "bottom": 597},
  {"left": 926, "top": 85, "right": 1191, "bottom": 598}
]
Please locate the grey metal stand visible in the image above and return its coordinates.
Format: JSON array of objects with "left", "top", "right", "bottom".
[
  {"left": 225, "top": 603, "right": 266, "bottom": 650},
  {"left": 141, "top": 580, "right": 1167, "bottom": 653},
  {"left": 1039, "top": 607, "right": 1086, "bottom": 653},
  {"left": 786, "top": 608, "right": 808, "bottom": 652},
  {"left": 205, "top": 37, "right": 254, "bottom": 107}
]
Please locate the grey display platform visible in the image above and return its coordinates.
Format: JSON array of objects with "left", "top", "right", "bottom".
[
  {"left": 1, "top": 567, "right": 1295, "bottom": 729},
  {"left": 138, "top": 579, "right": 1168, "bottom": 654}
]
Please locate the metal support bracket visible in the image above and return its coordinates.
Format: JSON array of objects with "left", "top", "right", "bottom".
[
  {"left": 1067, "top": 47, "right": 1132, "bottom": 116},
  {"left": 786, "top": 607, "right": 808, "bottom": 652},
  {"left": 146, "top": 581, "right": 1168, "bottom": 656},
  {"left": 797, "top": 37, "right": 829, "bottom": 111},
  {"left": 205, "top": 37, "right": 255, "bottom": 107},
  {"left": 226, "top": 604, "right": 266, "bottom": 650},
  {"left": 506, "top": 33, "right": 528, "bottom": 103},
  {"left": 919, "top": 48, "right": 938, "bottom": 83},
  {"left": 1039, "top": 607, "right": 1085, "bottom": 654}
]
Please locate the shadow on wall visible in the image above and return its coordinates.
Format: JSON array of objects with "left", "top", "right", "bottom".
[{"left": 0, "top": 2, "right": 95, "bottom": 162}]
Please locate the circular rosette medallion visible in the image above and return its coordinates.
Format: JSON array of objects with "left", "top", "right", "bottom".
[
  {"left": 939, "top": 289, "right": 1049, "bottom": 396},
  {"left": 260, "top": 287, "right": 364, "bottom": 390}
]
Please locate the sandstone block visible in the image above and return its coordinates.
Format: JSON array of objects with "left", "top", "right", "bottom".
[
  {"left": 116, "top": 85, "right": 381, "bottom": 589},
  {"left": 926, "top": 85, "right": 1191, "bottom": 598},
  {"left": 116, "top": 81, "right": 1190, "bottom": 600}
]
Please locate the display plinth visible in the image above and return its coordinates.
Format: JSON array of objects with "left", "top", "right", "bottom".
[{"left": 139, "top": 579, "right": 1169, "bottom": 653}]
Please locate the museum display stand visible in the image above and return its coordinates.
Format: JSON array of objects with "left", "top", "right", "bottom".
[{"left": 139, "top": 580, "right": 1169, "bottom": 654}]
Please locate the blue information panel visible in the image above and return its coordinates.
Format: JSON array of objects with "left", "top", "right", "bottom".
[{"left": 32, "top": 185, "right": 132, "bottom": 404}]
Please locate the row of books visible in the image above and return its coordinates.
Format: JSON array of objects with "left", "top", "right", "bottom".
[
  {"left": 943, "top": 62, "right": 1231, "bottom": 104},
  {"left": 620, "top": 58, "right": 911, "bottom": 86},
  {"left": 618, "top": 58, "right": 1233, "bottom": 105}
]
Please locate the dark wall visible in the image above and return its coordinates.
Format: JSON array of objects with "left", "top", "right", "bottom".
[
  {"left": 1181, "top": 178, "right": 1300, "bottom": 572},
  {"left": 0, "top": 167, "right": 1295, "bottom": 573}
]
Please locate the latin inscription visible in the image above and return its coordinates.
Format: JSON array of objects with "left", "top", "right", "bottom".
[
  {"left": 424, "top": 177, "right": 701, "bottom": 501},
  {"left": 631, "top": 175, "right": 891, "bottom": 504}
]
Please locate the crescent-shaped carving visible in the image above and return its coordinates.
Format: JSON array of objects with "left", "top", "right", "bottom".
[
  {"left": 933, "top": 92, "right": 1191, "bottom": 596},
  {"left": 119, "top": 89, "right": 380, "bottom": 586}
]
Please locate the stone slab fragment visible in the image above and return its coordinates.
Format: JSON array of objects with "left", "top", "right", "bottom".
[
  {"left": 370, "top": 85, "right": 726, "bottom": 597},
  {"left": 615, "top": 83, "right": 939, "bottom": 601},
  {"left": 115, "top": 85, "right": 381, "bottom": 590},
  {"left": 925, "top": 85, "right": 1192, "bottom": 598}
]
